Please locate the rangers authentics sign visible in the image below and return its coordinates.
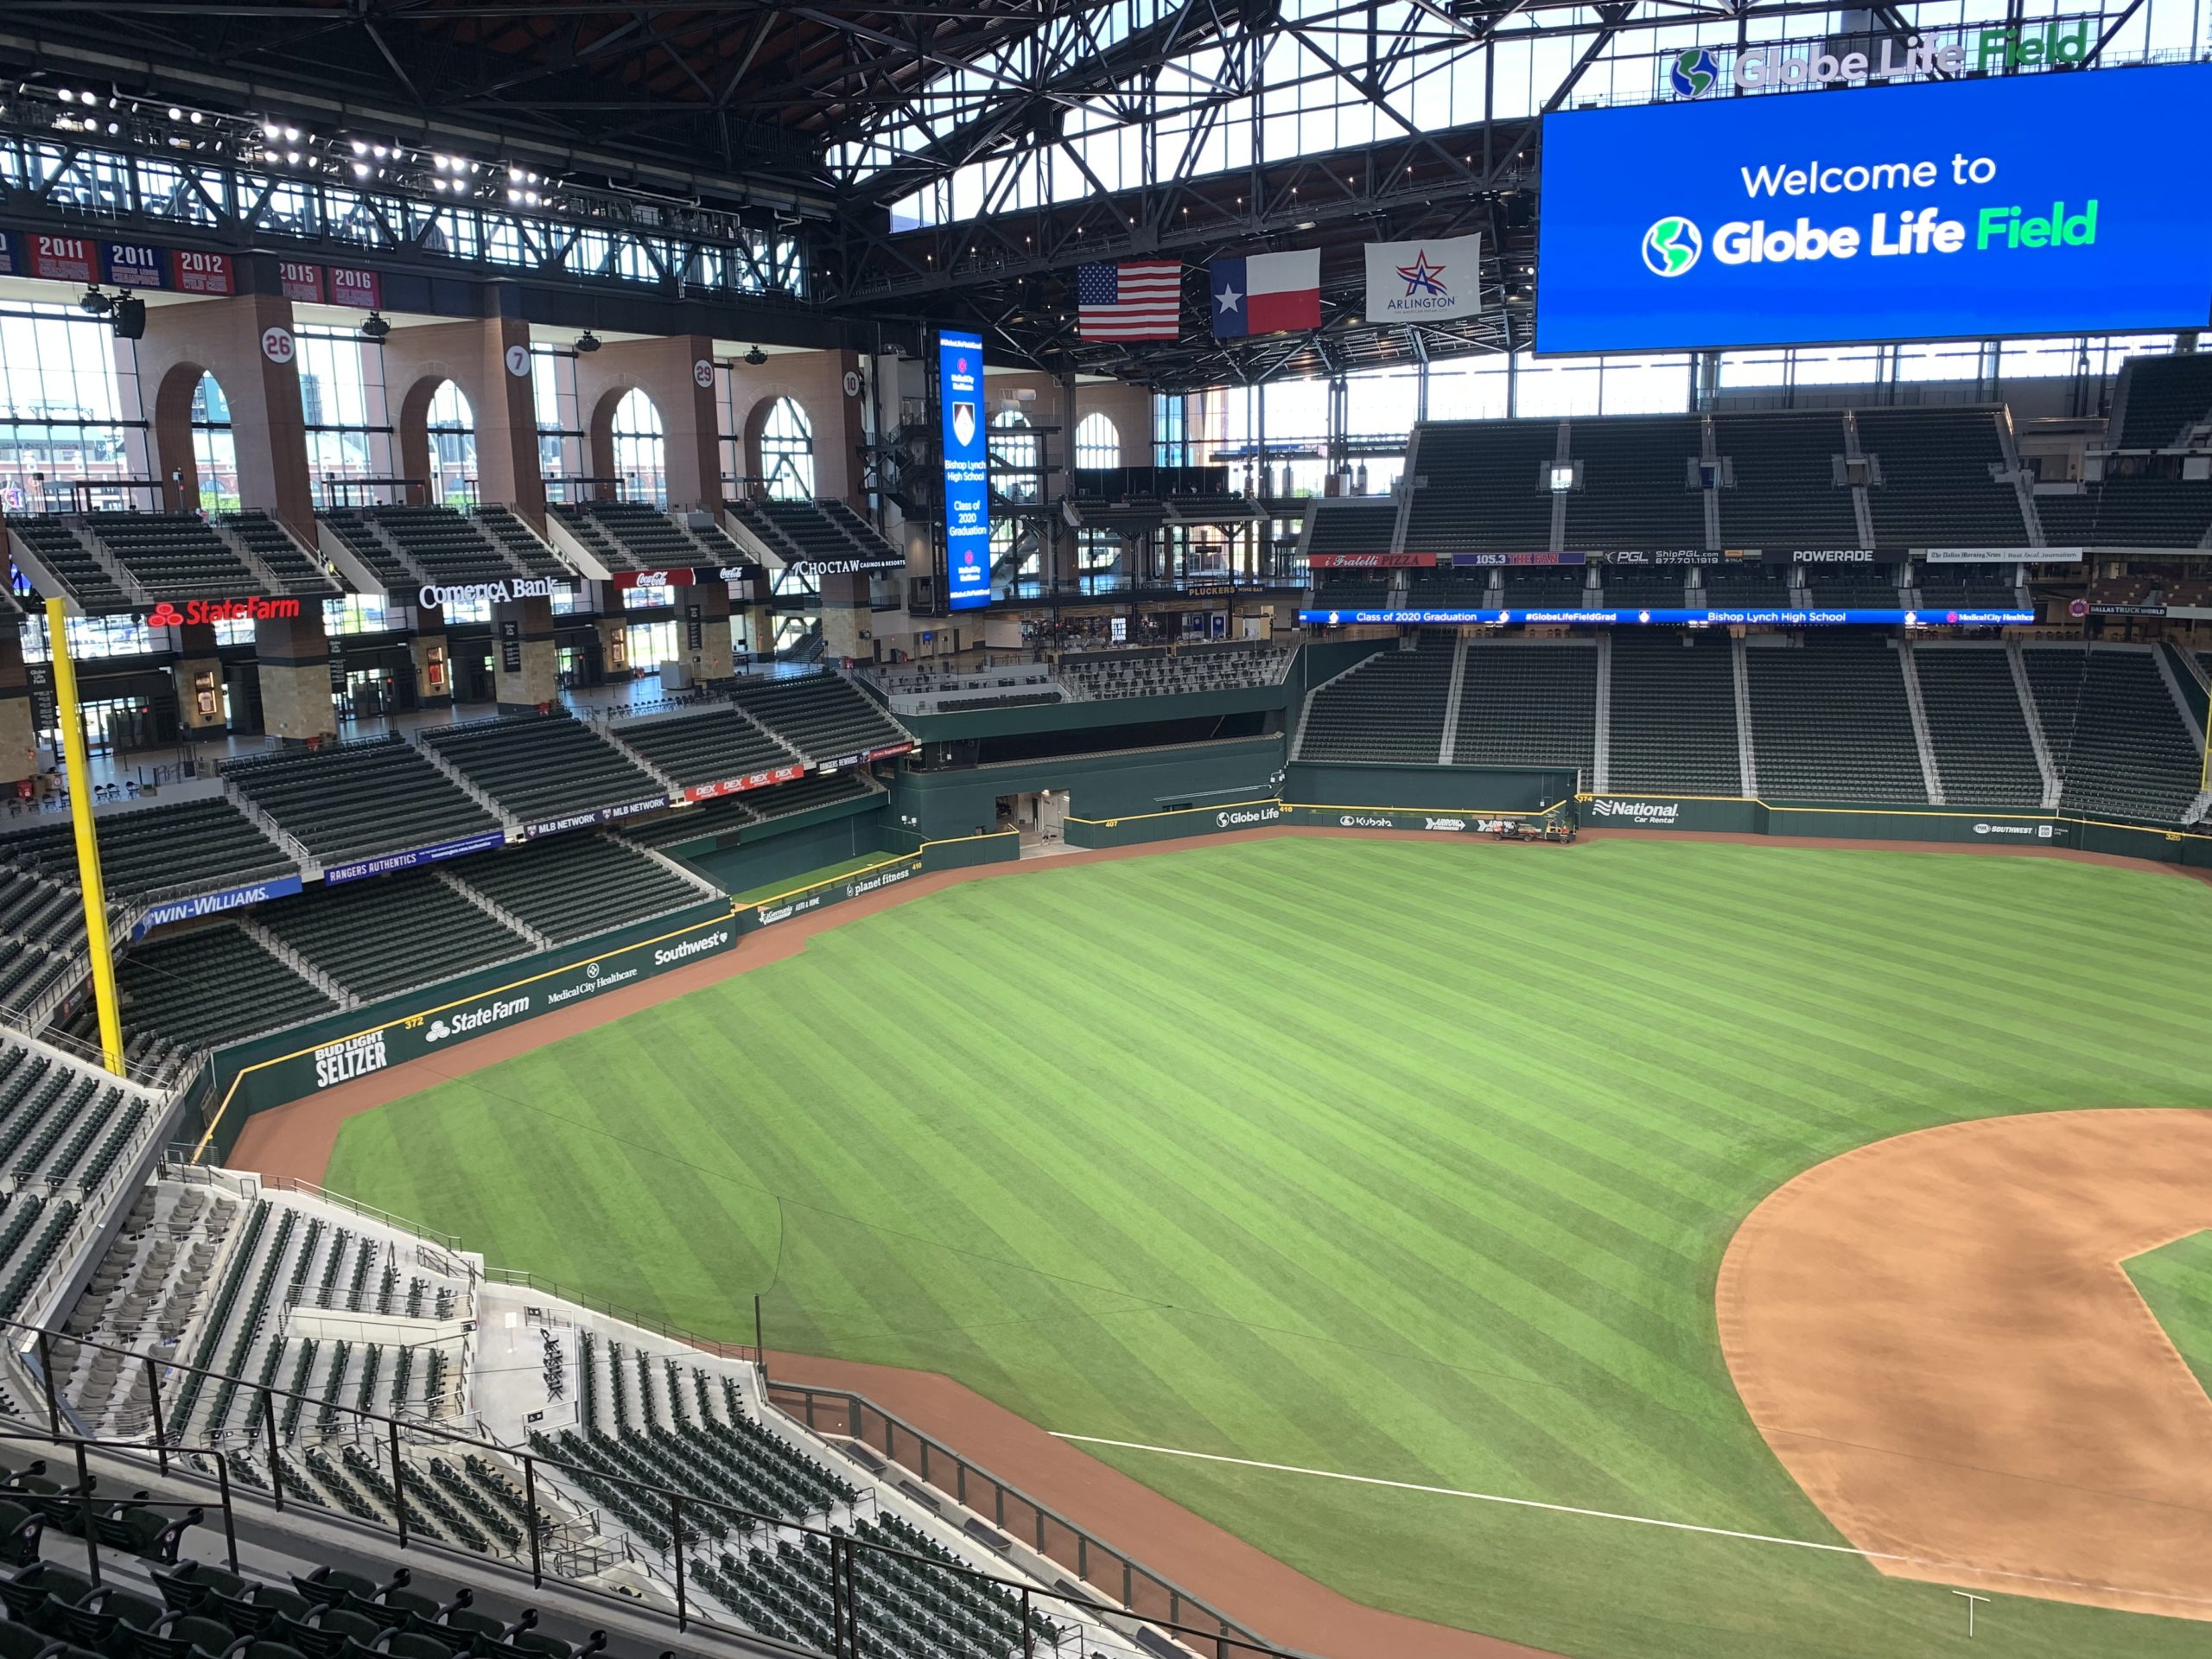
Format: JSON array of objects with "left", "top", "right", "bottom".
[{"left": 324, "top": 830, "right": 508, "bottom": 886}]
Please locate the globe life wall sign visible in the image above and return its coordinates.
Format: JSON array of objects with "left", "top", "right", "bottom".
[{"left": 1534, "top": 62, "right": 2212, "bottom": 353}]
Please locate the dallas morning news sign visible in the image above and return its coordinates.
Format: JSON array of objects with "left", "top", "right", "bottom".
[
  {"left": 1300, "top": 607, "right": 2036, "bottom": 626},
  {"left": 938, "top": 329, "right": 992, "bottom": 611},
  {"left": 1535, "top": 63, "right": 2212, "bottom": 353}
]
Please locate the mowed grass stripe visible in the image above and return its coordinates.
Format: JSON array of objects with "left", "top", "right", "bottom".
[{"left": 325, "top": 839, "right": 2212, "bottom": 1659}]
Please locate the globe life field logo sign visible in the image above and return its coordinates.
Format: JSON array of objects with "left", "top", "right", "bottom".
[
  {"left": 1534, "top": 63, "right": 2212, "bottom": 353},
  {"left": 1642, "top": 217, "right": 1701, "bottom": 276},
  {"left": 1668, "top": 23, "right": 2093, "bottom": 98}
]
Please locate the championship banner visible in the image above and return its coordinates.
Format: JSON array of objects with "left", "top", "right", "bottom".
[{"left": 1364, "top": 234, "right": 1483, "bottom": 323}]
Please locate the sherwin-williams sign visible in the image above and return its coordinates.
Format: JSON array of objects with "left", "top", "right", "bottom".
[
  {"left": 131, "top": 874, "right": 303, "bottom": 939},
  {"left": 1535, "top": 63, "right": 2212, "bottom": 353},
  {"left": 938, "top": 329, "right": 991, "bottom": 611}
]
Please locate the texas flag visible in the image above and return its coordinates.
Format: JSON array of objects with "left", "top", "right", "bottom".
[{"left": 1210, "top": 249, "right": 1320, "bottom": 338}]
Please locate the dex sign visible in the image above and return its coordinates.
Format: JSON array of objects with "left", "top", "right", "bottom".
[{"left": 1537, "top": 64, "right": 2212, "bottom": 353}]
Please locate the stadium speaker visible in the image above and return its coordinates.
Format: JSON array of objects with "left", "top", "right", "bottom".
[
  {"left": 575, "top": 329, "right": 601, "bottom": 353},
  {"left": 359, "top": 310, "right": 391, "bottom": 340},
  {"left": 110, "top": 296, "right": 146, "bottom": 340}
]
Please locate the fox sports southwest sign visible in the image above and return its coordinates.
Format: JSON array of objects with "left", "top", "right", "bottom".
[{"left": 1535, "top": 63, "right": 2212, "bottom": 353}]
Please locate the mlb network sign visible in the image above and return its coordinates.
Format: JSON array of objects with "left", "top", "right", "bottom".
[{"left": 1536, "top": 63, "right": 2212, "bottom": 353}]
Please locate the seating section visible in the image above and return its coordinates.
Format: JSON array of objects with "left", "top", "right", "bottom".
[
  {"left": 726, "top": 674, "right": 913, "bottom": 763},
  {"left": 550, "top": 501, "right": 701, "bottom": 570},
  {"left": 470, "top": 505, "right": 569, "bottom": 578},
  {"left": 218, "top": 512, "right": 340, "bottom": 594},
  {"left": 729, "top": 498, "right": 901, "bottom": 570},
  {"left": 1714, "top": 413, "right": 1858, "bottom": 546},
  {"left": 318, "top": 511, "right": 415, "bottom": 588},
  {"left": 112, "top": 925, "right": 333, "bottom": 1052},
  {"left": 1911, "top": 647, "right": 2045, "bottom": 808},
  {"left": 1606, "top": 632, "right": 1743, "bottom": 796},
  {"left": 1858, "top": 408, "right": 2028, "bottom": 546},
  {"left": 1599, "top": 564, "right": 1690, "bottom": 607},
  {"left": 1, "top": 799, "right": 289, "bottom": 900},
  {"left": 2026, "top": 646, "right": 2201, "bottom": 822},
  {"left": 1914, "top": 563, "right": 2021, "bottom": 609},
  {"left": 1800, "top": 563, "right": 1899, "bottom": 607},
  {"left": 1304, "top": 498, "right": 1397, "bottom": 560},
  {"left": 0, "top": 1040, "right": 149, "bottom": 1223},
  {"left": 226, "top": 735, "right": 499, "bottom": 862},
  {"left": 1745, "top": 637, "right": 1928, "bottom": 802},
  {"left": 85, "top": 513, "right": 260, "bottom": 598},
  {"left": 2113, "top": 352, "right": 2212, "bottom": 449},
  {"left": 1311, "top": 571, "right": 1394, "bottom": 608},
  {"left": 2055, "top": 472, "right": 2212, "bottom": 548},
  {"left": 359, "top": 507, "right": 524, "bottom": 583},
  {"left": 1563, "top": 416, "right": 1706, "bottom": 550},
  {"left": 1497, "top": 565, "right": 1592, "bottom": 609},
  {"left": 1299, "top": 635, "right": 1454, "bottom": 762},
  {"left": 7, "top": 518, "right": 129, "bottom": 608},
  {"left": 1058, "top": 645, "right": 1291, "bottom": 700},
  {"left": 421, "top": 714, "right": 664, "bottom": 823},
  {"left": 1402, "top": 421, "right": 1559, "bottom": 551},
  {"left": 622, "top": 769, "right": 880, "bottom": 848},
  {"left": 1694, "top": 561, "right": 1794, "bottom": 606},
  {"left": 613, "top": 709, "right": 801, "bottom": 790},
  {"left": 1452, "top": 644, "right": 1596, "bottom": 776},
  {"left": 450, "top": 836, "right": 702, "bottom": 944},
  {"left": 254, "top": 871, "right": 530, "bottom": 1002}
]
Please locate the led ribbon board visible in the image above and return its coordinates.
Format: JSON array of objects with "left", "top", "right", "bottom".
[
  {"left": 1535, "top": 63, "right": 2212, "bottom": 353},
  {"left": 939, "top": 329, "right": 992, "bottom": 611}
]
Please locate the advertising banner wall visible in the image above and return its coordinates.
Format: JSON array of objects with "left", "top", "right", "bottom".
[
  {"left": 519, "top": 797, "right": 673, "bottom": 839},
  {"left": 324, "top": 830, "right": 509, "bottom": 886},
  {"left": 130, "top": 874, "right": 304, "bottom": 939}
]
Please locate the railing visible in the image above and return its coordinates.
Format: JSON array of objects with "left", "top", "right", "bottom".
[
  {"left": 264, "top": 1179, "right": 471, "bottom": 1262},
  {"left": 768, "top": 1381, "right": 1287, "bottom": 1659},
  {"left": 481, "top": 1268, "right": 758, "bottom": 1363},
  {"left": 0, "top": 1306, "right": 1301, "bottom": 1659}
]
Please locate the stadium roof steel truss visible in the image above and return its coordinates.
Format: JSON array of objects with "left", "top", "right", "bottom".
[{"left": 0, "top": 0, "right": 2173, "bottom": 385}]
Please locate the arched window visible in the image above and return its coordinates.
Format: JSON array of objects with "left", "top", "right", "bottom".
[
  {"left": 612, "top": 388, "right": 666, "bottom": 506},
  {"left": 189, "top": 373, "right": 239, "bottom": 512},
  {"left": 425, "top": 380, "right": 476, "bottom": 506},
  {"left": 761, "top": 397, "right": 815, "bottom": 499},
  {"left": 990, "top": 409, "right": 1039, "bottom": 505},
  {"left": 1074, "top": 412, "right": 1120, "bottom": 470}
]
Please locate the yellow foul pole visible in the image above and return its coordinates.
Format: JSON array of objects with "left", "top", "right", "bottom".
[{"left": 45, "top": 598, "right": 124, "bottom": 1075}]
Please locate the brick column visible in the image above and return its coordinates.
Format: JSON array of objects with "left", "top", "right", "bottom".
[
  {"left": 254, "top": 611, "right": 336, "bottom": 743},
  {"left": 493, "top": 594, "right": 556, "bottom": 713}
]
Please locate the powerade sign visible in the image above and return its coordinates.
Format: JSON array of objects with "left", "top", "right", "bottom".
[
  {"left": 324, "top": 830, "right": 508, "bottom": 885},
  {"left": 131, "top": 874, "right": 303, "bottom": 938},
  {"left": 1300, "top": 607, "right": 2034, "bottom": 627},
  {"left": 939, "top": 329, "right": 991, "bottom": 611},
  {"left": 1535, "top": 65, "right": 2212, "bottom": 353}
]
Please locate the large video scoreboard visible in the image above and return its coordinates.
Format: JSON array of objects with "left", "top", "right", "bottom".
[{"left": 1535, "top": 63, "right": 2212, "bottom": 354}]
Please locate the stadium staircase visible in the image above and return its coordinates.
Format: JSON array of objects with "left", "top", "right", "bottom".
[
  {"left": 1452, "top": 640, "right": 1597, "bottom": 781},
  {"left": 1744, "top": 636, "right": 1928, "bottom": 802},
  {"left": 1910, "top": 644, "right": 2047, "bottom": 809},
  {"left": 1606, "top": 632, "right": 1746, "bottom": 798},
  {"left": 224, "top": 736, "right": 506, "bottom": 874},
  {"left": 1294, "top": 634, "right": 1454, "bottom": 762},
  {"left": 1894, "top": 640, "right": 1946, "bottom": 804}
]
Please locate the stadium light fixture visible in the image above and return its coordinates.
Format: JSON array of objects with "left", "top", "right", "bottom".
[
  {"left": 743, "top": 346, "right": 767, "bottom": 366},
  {"left": 576, "top": 331, "right": 601, "bottom": 353},
  {"left": 360, "top": 311, "right": 392, "bottom": 340}
]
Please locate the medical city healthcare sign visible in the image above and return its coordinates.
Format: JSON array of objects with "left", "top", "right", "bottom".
[
  {"left": 939, "top": 329, "right": 991, "bottom": 611},
  {"left": 1534, "top": 63, "right": 2212, "bottom": 353}
]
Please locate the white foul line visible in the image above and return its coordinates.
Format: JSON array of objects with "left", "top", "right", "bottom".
[{"left": 1049, "top": 1433, "right": 2212, "bottom": 1611}]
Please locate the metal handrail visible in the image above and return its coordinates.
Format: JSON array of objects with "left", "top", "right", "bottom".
[{"left": 0, "top": 1306, "right": 1300, "bottom": 1659}]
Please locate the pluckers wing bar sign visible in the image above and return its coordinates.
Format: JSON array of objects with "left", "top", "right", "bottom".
[{"left": 145, "top": 597, "right": 302, "bottom": 626}]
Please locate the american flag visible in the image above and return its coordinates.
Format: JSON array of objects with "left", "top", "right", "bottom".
[{"left": 1077, "top": 261, "right": 1182, "bottom": 340}]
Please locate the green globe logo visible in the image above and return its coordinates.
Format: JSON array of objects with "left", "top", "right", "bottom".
[
  {"left": 1670, "top": 48, "right": 1719, "bottom": 98},
  {"left": 1642, "top": 216, "right": 1702, "bottom": 277}
]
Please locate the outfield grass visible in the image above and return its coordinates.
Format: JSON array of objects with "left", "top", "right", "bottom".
[
  {"left": 325, "top": 838, "right": 2212, "bottom": 1659},
  {"left": 2127, "top": 1230, "right": 2212, "bottom": 1401}
]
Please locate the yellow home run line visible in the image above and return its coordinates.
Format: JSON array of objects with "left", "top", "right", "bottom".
[{"left": 1049, "top": 1433, "right": 2212, "bottom": 1609}]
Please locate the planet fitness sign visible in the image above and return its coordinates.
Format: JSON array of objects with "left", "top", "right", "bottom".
[{"left": 1535, "top": 63, "right": 2212, "bottom": 353}]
